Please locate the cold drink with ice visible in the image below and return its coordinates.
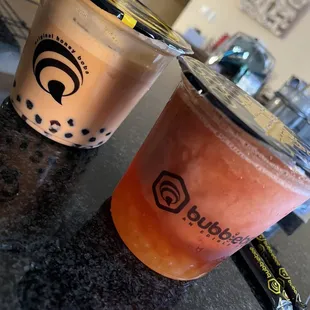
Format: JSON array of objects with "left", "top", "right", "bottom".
[{"left": 111, "top": 57, "right": 310, "bottom": 280}]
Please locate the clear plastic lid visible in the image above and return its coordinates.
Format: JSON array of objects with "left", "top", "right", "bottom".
[
  {"left": 179, "top": 56, "right": 310, "bottom": 173},
  {"left": 90, "top": 0, "right": 192, "bottom": 55}
]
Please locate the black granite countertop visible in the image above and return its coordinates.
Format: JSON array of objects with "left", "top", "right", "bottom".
[{"left": 1, "top": 61, "right": 309, "bottom": 310}]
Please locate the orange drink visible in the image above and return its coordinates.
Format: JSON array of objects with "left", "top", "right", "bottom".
[{"left": 112, "top": 57, "right": 310, "bottom": 280}]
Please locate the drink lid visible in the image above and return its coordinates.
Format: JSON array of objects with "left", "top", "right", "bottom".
[
  {"left": 90, "top": 0, "right": 192, "bottom": 55},
  {"left": 179, "top": 56, "right": 310, "bottom": 173}
]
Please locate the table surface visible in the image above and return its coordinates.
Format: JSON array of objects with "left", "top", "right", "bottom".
[{"left": 1, "top": 60, "right": 309, "bottom": 310}]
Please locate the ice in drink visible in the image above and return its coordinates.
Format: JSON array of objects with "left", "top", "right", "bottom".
[{"left": 111, "top": 57, "right": 310, "bottom": 280}]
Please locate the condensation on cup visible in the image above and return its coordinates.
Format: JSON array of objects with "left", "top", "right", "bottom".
[
  {"left": 111, "top": 57, "right": 310, "bottom": 280},
  {"left": 10, "top": 0, "right": 192, "bottom": 148}
]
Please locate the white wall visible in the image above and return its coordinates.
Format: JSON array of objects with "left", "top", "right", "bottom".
[
  {"left": 140, "top": 0, "right": 188, "bottom": 25},
  {"left": 173, "top": 0, "right": 310, "bottom": 91}
]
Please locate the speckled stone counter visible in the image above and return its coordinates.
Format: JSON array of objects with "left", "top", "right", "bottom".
[{"left": 1, "top": 61, "right": 309, "bottom": 310}]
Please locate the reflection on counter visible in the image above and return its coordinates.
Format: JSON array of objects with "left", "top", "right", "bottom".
[
  {"left": 0, "top": 98, "right": 99, "bottom": 249},
  {"left": 17, "top": 198, "right": 189, "bottom": 309}
]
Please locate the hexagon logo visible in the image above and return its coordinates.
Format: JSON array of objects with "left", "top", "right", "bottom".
[
  {"left": 279, "top": 268, "right": 290, "bottom": 280},
  {"left": 152, "top": 171, "right": 190, "bottom": 214},
  {"left": 268, "top": 278, "right": 281, "bottom": 295}
]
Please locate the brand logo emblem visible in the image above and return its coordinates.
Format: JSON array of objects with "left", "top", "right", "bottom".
[
  {"left": 152, "top": 171, "right": 190, "bottom": 214},
  {"left": 279, "top": 267, "right": 290, "bottom": 280},
  {"left": 152, "top": 170, "right": 252, "bottom": 247},
  {"left": 268, "top": 279, "right": 281, "bottom": 295},
  {"left": 33, "top": 39, "right": 84, "bottom": 105}
]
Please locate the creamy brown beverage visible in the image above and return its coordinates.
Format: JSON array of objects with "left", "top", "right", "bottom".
[{"left": 11, "top": 0, "right": 191, "bottom": 148}]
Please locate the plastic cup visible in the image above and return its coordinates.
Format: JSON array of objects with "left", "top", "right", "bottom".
[
  {"left": 10, "top": 0, "right": 191, "bottom": 148},
  {"left": 111, "top": 57, "right": 310, "bottom": 280}
]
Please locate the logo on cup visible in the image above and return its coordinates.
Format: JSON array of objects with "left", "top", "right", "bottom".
[
  {"left": 152, "top": 171, "right": 190, "bottom": 214},
  {"left": 152, "top": 170, "right": 252, "bottom": 248},
  {"left": 33, "top": 39, "right": 84, "bottom": 105}
]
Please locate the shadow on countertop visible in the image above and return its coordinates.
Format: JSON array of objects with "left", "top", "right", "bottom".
[
  {"left": 17, "top": 198, "right": 189, "bottom": 309},
  {"left": 15, "top": 197, "right": 261, "bottom": 310}
]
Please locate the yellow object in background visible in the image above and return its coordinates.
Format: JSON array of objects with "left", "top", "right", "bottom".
[{"left": 122, "top": 14, "right": 137, "bottom": 29}]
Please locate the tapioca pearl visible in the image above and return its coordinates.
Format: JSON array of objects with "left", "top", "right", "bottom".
[
  {"left": 21, "top": 115, "right": 27, "bottom": 121},
  {"left": 97, "top": 141, "right": 104, "bottom": 146},
  {"left": 65, "top": 133, "right": 73, "bottom": 138},
  {"left": 17, "top": 95, "right": 21, "bottom": 102},
  {"left": 74, "top": 144, "right": 82, "bottom": 148},
  {"left": 89, "top": 137, "right": 96, "bottom": 143},
  {"left": 106, "top": 132, "right": 112, "bottom": 136},
  {"left": 13, "top": 80, "right": 16, "bottom": 87},
  {"left": 26, "top": 100, "right": 34, "bottom": 110},
  {"left": 67, "top": 119, "right": 74, "bottom": 127},
  {"left": 49, "top": 120, "right": 61, "bottom": 133},
  {"left": 35, "top": 114, "right": 42, "bottom": 124},
  {"left": 81, "top": 129, "right": 90, "bottom": 135},
  {"left": 100, "top": 128, "right": 105, "bottom": 134}
]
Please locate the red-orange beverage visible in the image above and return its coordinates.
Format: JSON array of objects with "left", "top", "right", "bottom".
[{"left": 111, "top": 57, "right": 310, "bottom": 280}]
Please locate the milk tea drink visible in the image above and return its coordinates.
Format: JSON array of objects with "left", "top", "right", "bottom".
[{"left": 11, "top": 0, "right": 191, "bottom": 148}]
